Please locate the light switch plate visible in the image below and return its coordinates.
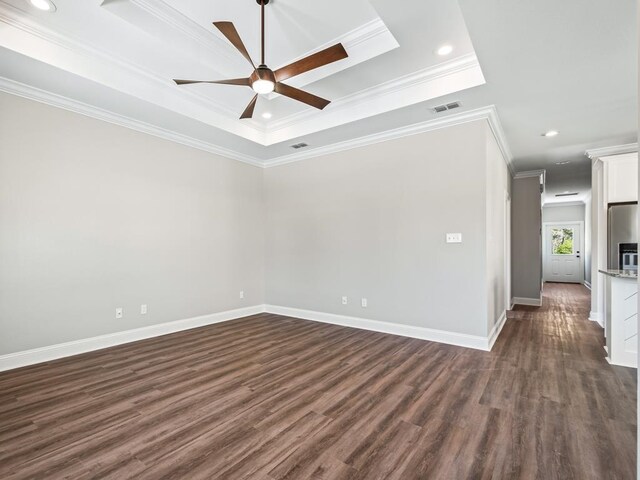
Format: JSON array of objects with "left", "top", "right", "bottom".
[
  {"left": 446, "top": 233, "right": 462, "bottom": 243},
  {"left": 140, "top": 304, "right": 147, "bottom": 315}
]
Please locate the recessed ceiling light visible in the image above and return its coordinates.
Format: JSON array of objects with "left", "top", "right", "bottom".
[
  {"left": 543, "top": 130, "right": 559, "bottom": 137},
  {"left": 436, "top": 45, "right": 454, "bottom": 56},
  {"left": 262, "top": 112, "right": 272, "bottom": 119},
  {"left": 555, "top": 161, "right": 570, "bottom": 165},
  {"left": 29, "top": 0, "right": 56, "bottom": 11}
]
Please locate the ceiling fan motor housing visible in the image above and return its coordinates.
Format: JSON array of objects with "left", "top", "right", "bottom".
[{"left": 251, "top": 66, "right": 276, "bottom": 85}]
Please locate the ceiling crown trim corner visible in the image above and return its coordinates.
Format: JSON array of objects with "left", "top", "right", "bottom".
[
  {"left": 586, "top": 143, "right": 638, "bottom": 160},
  {"left": 0, "top": 76, "right": 264, "bottom": 167},
  {"left": 262, "top": 105, "right": 514, "bottom": 170},
  {"left": 0, "top": 1, "right": 266, "bottom": 142},
  {"left": 1, "top": 74, "right": 514, "bottom": 172},
  {"left": 264, "top": 53, "right": 486, "bottom": 145}
]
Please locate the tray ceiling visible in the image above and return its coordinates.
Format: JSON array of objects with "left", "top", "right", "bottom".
[{"left": 0, "top": 0, "right": 483, "bottom": 147}]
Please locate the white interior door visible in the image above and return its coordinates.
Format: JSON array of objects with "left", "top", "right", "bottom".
[{"left": 543, "top": 222, "right": 584, "bottom": 283}]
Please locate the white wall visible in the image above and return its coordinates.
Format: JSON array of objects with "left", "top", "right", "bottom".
[
  {"left": 541, "top": 203, "right": 586, "bottom": 283},
  {"left": 265, "top": 120, "right": 509, "bottom": 338},
  {"left": 0, "top": 92, "right": 265, "bottom": 355},
  {"left": 542, "top": 204, "right": 585, "bottom": 223},
  {"left": 584, "top": 195, "right": 592, "bottom": 284}
]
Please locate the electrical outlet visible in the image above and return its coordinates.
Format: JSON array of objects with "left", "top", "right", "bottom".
[
  {"left": 239, "top": 291, "right": 244, "bottom": 299},
  {"left": 140, "top": 304, "right": 147, "bottom": 315},
  {"left": 361, "top": 298, "right": 368, "bottom": 308},
  {"left": 115, "top": 307, "right": 123, "bottom": 319},
  {"left": 342, "top": 296, "right": 348, "bottom": 305},
  {"left": 446, "top": 233, "right": 462, "bottom": 243}
]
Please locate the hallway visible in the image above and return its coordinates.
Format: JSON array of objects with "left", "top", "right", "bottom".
[{"left": 496, "top": 282, "right": 637, "bottom": 478}]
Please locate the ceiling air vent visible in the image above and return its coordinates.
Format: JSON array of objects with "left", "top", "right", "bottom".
[
  {"left": 290, "top": 142, "right": 309, "bottom": 149},
  {"left": 432, "top": 101, "right": 461, "bottom": 113},
  {"left": 555, "top": 192, "right": 578, "bottom": 197}
]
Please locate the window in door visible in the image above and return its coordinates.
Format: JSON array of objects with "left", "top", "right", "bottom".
[{"left": 551, "top": 227, "right": 574, "bottom": 255}]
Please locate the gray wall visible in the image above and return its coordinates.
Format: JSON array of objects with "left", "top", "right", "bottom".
[
  {"left": 485, "top": 131, "right": 511, "bottom": 333},
  {"left": 0, "top": 93, "right": 265, "bottom": 355},
  {"left": 511, "top": 176, "right": 542, "bottom": 300},
  {"left": 265, "top": 120, "right": 508, "bottom": 337}
]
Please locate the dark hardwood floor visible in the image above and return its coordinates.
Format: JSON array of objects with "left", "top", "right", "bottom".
[{"left": 0, "top": 283, "right": 636, "bottom": 479}]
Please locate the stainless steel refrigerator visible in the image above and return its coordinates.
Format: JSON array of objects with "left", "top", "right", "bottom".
[{"left": 608, "top": 203, "right": 638, "bottom": 270}]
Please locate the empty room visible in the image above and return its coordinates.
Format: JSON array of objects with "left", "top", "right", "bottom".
[{"left": 0, "top": 0, "right": 638, "bottom": 478}]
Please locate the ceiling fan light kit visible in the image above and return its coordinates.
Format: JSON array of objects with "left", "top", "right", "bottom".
[{"left": 174, "top": 0, "right": 349, "bottom": 119}]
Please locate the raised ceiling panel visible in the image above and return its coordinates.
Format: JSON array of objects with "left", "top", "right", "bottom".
[{"left": 0, "top": 0, "right": 485, "bottom": 152}]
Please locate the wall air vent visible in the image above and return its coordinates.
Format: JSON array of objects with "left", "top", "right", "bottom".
[
  {"left": 290, "top": 142, "right": 309, "bottom": 149},
  {"left": 555, "top": 192, "right": 578, "bottom": 197},
  {"left": 432, "top": 101, "right": 461, "bottom": 113}
]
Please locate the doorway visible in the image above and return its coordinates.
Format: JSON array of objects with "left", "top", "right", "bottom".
[{"left": 543, "top": 222, "right": 585, "bottom": 283}]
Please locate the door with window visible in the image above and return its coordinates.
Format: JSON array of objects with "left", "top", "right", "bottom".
[{"left": 543, "top": 223, "right": 584, "bottom": 283}]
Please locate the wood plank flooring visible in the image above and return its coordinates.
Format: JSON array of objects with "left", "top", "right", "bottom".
[{"left": 0, "top": 283, "right": 636, "bottom": 479}]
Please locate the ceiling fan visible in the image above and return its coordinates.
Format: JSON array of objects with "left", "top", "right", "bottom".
[{"left": 173, "top": 0, "right": 348, "bottom": 119}]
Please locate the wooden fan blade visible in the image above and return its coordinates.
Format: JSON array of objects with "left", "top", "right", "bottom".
[
  {"left": 174, "top": 78, "right": 251, "bottom": 86},
  {"left": 213, "top": 22, "right": 256, "bottom": 69},
  {"left": 274, "top": 43, "right": 348, "bottom": 82},
  {"left": 274, "top": 83, "right": 330, "bottom": 110},
  {"left": 240, "top": 94, "right": 259, "bottom": 119}
]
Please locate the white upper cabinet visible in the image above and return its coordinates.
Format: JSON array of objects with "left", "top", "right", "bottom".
[{"left": 605, "top": 152, "right": 638, "bottom": 203}]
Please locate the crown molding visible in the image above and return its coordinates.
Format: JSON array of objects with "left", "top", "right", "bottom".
[
  {"left": 0, "top": 1, "right": 265, "bottom": 142},
  {"left": 265, "top": 54, "right": 485, "bottom": 144},
  {"left": 2, "top": 75, "right": 515, "bottom": 172},
  {"left": 513, "top": 169, "right": 545, "bottom": 180},
  {"left": 586, "top": 143, "right": 638, "bottom": 160},
  {"left": 0, "top": 1, "right": 484, "bottom": 148},
  {"left": 262, "top": 105, "right": 513, "bottom": 170},
  {"left": 485, "top": 105, "right": 514, "bottom": 175},
  {"left": 268, "top": 53, "right": 479, "bottom": 132},
  {"left": 261, "top": 17, "right": 399, "bottom": 102},
  {"left": 0, "top": 77, "right": 264, "bottom": 167},
  {"left": 121, "top": 0, "right": 247, "bottom": 73}
]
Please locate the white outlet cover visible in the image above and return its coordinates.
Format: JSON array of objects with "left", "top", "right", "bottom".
[
  {"left": 446, "top": 233, "right": 462, "bottom": 243},
  {"left": 115, "top": 307, "right": 123, "bottom": 319}
]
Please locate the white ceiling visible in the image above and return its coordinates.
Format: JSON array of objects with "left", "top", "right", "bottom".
[{"left": 0, "top": 0, "right": 637, "bottom": 204}]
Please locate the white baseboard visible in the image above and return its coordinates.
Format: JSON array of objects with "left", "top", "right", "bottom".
[
  {"left": 0, "top": 305, "right": 266, "bottom": 372},
  {"left": 264, "top": 305, "right": 496, "bottom": 351},
  {"left": 584, "top": 281, "right": 592, "bottom": 290},
  {"left": 589, "top": 311, "right": 604, "bottom": 328},
  {"left": 511, "top": 297, "right": 542, "bottom": 307},
  {"left": 0, "top": 303, "right": 511, "bottom": 372},
  {"left": 487, "top": 311, "right": 507, "bottom": 350}
]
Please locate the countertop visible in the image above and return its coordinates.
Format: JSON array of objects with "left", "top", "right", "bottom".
[{"left": 599, "top": 269, "right": 639, "bottom": 279}]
